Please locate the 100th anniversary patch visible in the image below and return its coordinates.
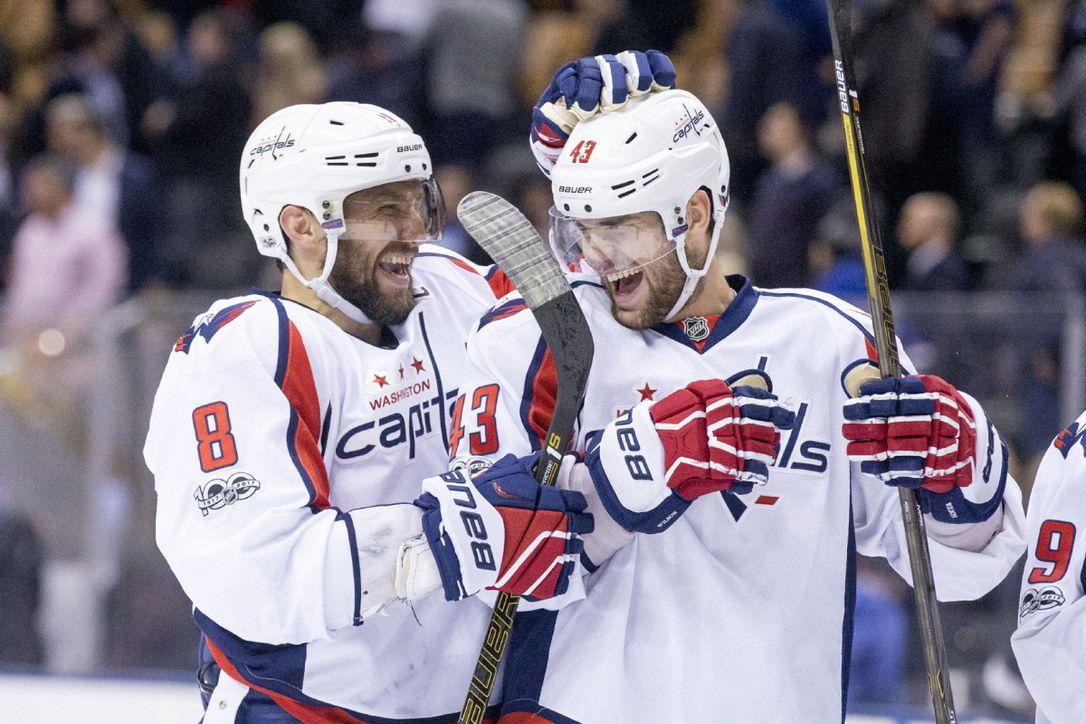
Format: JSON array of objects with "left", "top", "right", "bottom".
[{"left": 194, "top": 472, "right": 261, "bottom": 517}]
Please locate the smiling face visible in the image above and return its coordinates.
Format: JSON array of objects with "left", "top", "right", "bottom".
[
  {"left": 329, "top": 180, "right": 437, "bottom": 326},
  {"left": 550, "top": 190, "right": 713, "bottom": 329},
  {"left": 585, "top": 212, "right": 679, "bottom": 328}
]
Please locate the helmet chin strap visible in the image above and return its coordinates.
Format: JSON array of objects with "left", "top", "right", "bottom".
[
  {"left": 282, "top": 231, "right": 375, "bottom": 325},
  {"left": 664, "top": 231, "right": 721, "bottom": 322}
]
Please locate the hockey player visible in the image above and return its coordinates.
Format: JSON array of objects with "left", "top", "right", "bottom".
[
  {"left": 1011, "top": 414, "right": 1086, "bottom": 723},
  {"left": 144, "top": 102, "right": 594, "bottom": 721},
  {"left": 447, "top": 61, "right": 1028, "bottom": 721}
]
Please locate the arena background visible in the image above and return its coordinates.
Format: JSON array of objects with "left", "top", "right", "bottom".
[{"left": 0, "top": 0, "right": 1078, "bottom": 719}]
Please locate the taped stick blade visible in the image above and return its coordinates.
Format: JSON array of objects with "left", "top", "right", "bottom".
[{"left": 457, "top": 191, "right": 569, "bottom": 310}]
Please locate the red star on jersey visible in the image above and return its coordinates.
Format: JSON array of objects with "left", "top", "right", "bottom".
[
  {"left": 411, "top": 357, "right": 426, "bottom": 374},
  {"left": 638, "top": 383, "right": 656, "bottom": 401},
  {"left": 373, "top": 374, "right": 389, "bottom": 388}
]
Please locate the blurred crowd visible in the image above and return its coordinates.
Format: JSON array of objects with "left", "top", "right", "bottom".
[
  {"left": 0, "top": 0, "right": 1084, "bottom": 343},
  {"left": 0, "top": 0, "right": 1081, "bottom": 715}
]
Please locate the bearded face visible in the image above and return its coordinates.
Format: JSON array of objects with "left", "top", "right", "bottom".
[
  {"left": 555, "top": 208, "right": 707, "bottom": 330},
  {"left": 327, "top": 180, "right": 439, "bottom": 326},
  {"left": 327, "top": 238, "right": 419, "bottom": 327},
  {"left": 604, "top": 248, "right": 696, "bottom": 329}
]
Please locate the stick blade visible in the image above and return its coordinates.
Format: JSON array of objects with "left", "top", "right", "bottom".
[{"left": 457, "top": 191, "right": 569, "bottom": 309}]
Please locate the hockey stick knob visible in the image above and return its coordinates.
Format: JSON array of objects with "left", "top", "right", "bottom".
[{"left": 843, "top": 361, "right": 882, "bottom": 398}]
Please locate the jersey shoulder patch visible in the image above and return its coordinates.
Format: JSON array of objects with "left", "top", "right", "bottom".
[
  {"left": 1053, "top": 418, "right": 1086, "bottom": 459},
  {"left": 171, "top": 294, "right": 281, "bottom": 366},
  {"left": 478, "top": 295, "right": 531, "bottom": 330},
  {"left": 174, "top": 299, "right": 259, "bottom": 354}
]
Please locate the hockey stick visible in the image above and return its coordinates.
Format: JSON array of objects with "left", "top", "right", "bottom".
[
  {"left": 454, "top": 191, "right": 595, "bottom": 724},
  {"left": 825, "top": 2, "right": 957, "bottom": 722}
]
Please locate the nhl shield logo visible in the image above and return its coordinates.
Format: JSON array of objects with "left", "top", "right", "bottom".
[{"left": 683, "top": 316, "right": 710, "bottom": 342}]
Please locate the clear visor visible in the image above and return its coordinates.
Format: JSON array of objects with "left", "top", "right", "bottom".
[
  {"left": 548, "top": 206, "right": 677, "bottom": 278},
  {"left": 340, "top": 177, "right": 445, "bottom": 244}
]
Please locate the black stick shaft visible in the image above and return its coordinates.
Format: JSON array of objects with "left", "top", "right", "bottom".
[
  {"left": 825, "top": 2, "right": 957, "bottom": 722},
  {"left": 458, "top": 293, "right": 591, "bottom": 723}
]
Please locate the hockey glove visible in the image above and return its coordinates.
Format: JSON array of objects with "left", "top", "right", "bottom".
[
  {"left": 530, "top": 49, "right": 676, "bottom": 174},
  {"left": 416, "top": 454, "right": 593, "bottom": 602},
  {"left": 843, "top": 374, "right": 976, "bottom": 494},
  {"left": 585, "top": 380, "right": 794, "bottom": 533}
]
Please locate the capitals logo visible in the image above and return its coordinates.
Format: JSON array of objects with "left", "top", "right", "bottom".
[
  {"left": 673, "top": 103, "right": 706, "bottom": 143},
  {"left": 175, "top": 301, "right": 257, "bottom": 354},
  {"left": 249, "top": 127, "right": 296, "bottom": 159},
  {"left": 1053, "top": 421, "right": 1086, "bottom": 459}
]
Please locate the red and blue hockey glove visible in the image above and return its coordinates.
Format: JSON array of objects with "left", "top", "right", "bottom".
[
  {"left": 530, "top": 50, "right": 676, "bottom": 174},
  {"left": 843, "top": 375, "right": 976, "bottom": 494},
  {"left": 585, "top": 380, "right": 795, "bottom": 533},
  {"left": 416, "top": 454, "right": 593, "bottom": 602}
]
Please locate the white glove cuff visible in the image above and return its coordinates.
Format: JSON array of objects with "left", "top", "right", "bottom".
[
  {"left": 597, "top": 401, "right": 669, "bottom": 515},
  {"left": 343, "top": 504, "right": 438, "bottom": 621}
]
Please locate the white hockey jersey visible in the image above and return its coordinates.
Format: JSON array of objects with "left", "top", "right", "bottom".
[
  {"left": 1011, "top": 412, "right": 1086, "bottom": 724},
  {"left": 452, "top": 274, "right": 1026, "bottom": 723},
  {"left": 145, "top": 246, "right": 513, "bottom": 720}
]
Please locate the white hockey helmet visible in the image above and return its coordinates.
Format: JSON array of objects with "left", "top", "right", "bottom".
[
  {"left": 240, "top": 102, "right": 441, "bottom": 324},
  {"left": 549, "top": 89, "right": 729, "bottom": 321}
]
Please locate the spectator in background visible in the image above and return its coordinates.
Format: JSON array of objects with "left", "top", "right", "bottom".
[
  {"left": 928, "top": 0, "right": 1015, "bottom": 200},
  {"left": 748, "top": 102, "right": 838, "bottom": 288},
  {"left": 143, "top": 7, "right": 253, "bottom": 287},
  {"left": 1014, "top": 182, "right": 1086, "bottom": 459},
  {"left": 897, "top": 192, "right": 971, "bottom": 291},
  {"left": 45, "top": 0, "right": 160, "bottom": 155},
  {"left": 0, "top": 154, "right": 125, "bottom": 351},
  {"left": 420, "top": 0, "right": 526, "bottom": 167},
  {"left": 0, "top": 504, "right": 43, "bottom": 667},
  {"left": 252, "top": 22, "right": 327, "bottom": 125},
  {"left": 591, "top": 0, "right": 697, "bottom": 57},
  {"left": 325, "top": 24, "right": 424, "bottom": 128},
  {"left": 512, "top": 171, "right": 553, "bottom": 241},
  {"left": 721, "top": 0, "right": 828, "bottom": 199},
  {"left": 44, "top": 93, "right": 162, "bottom": 291},
  {"left": 1016, "top": 181, "right": 1086, "bottom": 291},
  {"left": 852, "top": 0, "right": 937, "bottom": 238},
  {"left": 433, "top": 164, "right": 487, "bottom": 263},
  {"left": 1046, "top": 40, "right": 1086, "bottom": 202},
  {"left": 809, "top": 195, "right": 867, "bottom": 307},
  {"left": 848, "top": 558, "right": 910, "bottom": 707}
]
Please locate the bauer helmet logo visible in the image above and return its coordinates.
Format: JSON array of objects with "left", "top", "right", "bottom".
[
  {"left": 396, "top": 143, "right": 423, "bottom": 153},
  {"left": 558, "top": 185, "right": 592, "bottom": 194}
]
